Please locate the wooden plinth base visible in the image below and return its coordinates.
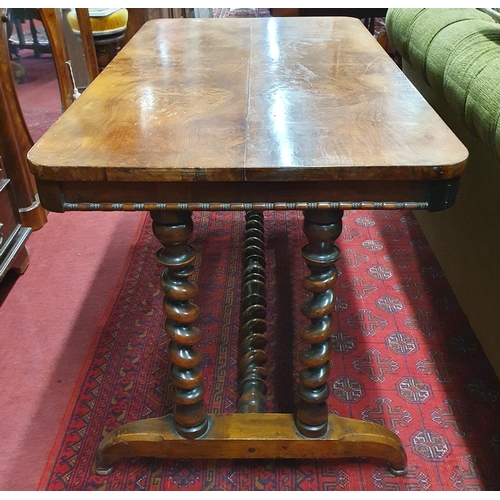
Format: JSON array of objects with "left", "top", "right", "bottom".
[
  {"left": 95, "top": 413, "right": 407, "bottom": 476},
  {"left": 19, "top": 199, "right": 47, "bottom": 231}
]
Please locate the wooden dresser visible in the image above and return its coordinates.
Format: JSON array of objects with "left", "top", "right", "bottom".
[{"left": 0, "top": 157, "right": 31, "bottom": 281}]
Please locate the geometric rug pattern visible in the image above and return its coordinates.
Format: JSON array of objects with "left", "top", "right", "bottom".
[{"left": 39, "top": 210, "right": 500, "bottom": 490}]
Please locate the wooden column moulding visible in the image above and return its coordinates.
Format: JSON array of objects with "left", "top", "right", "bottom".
[
  {"left": 295, "top": 209, "right": 343, "bottom": 438},
  {"left": 237, "top": 211, "right": 268, "bottom": 414},
  {"left": 150, "top": 210, "right": 210, "bottom": 441}
]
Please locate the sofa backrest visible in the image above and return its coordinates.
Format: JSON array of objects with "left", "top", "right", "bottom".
[{"left": 387, "top": 8, "right": 500, "bottom": 161}]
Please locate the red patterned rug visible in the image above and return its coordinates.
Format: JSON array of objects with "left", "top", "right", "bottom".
[{"left": 39, "top": 210, "right": 500, "bottom": 490}]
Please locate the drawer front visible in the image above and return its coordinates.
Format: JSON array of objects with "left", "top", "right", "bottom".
[{"left": 0, "top": 178, "right": 20, "bottom": 251}]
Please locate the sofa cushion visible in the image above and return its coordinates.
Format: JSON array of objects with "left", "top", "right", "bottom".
[
  {"left": 387, "top": 8, "right": 500, "bottom": 160},
  {"left": 385, "top": 8, "right": 492, "bottom": 61},
  {"left": 443, "top": 25, "right": 500, "bottom": 154},
  {"left": 425, "top": 20, "right": 494, "bottom": 93},
  {"left": 407, "top": 9, "right": 493, "bottom": 82},
  {"left": 464, "top": 57, "right": 500, "bottom": 158},
  {"left": 385, "top": 8, "right": 426, "bottom": 62},
  {"left": 67, "top": 8, "right": 129, "bottom": 36}
]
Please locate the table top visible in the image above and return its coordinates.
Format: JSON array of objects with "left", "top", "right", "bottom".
[{"left": 28, "top": 16, "right": 467, "bottom": 184}]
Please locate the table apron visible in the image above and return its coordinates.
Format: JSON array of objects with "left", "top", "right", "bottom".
[{"left": 35, "top": 178, "right": 460, "bottom": 213}]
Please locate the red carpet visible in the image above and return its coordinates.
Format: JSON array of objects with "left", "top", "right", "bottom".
[
  {"left": 38, "top": 210, "right": 500, "bottom": 490},
  {"left": 0, "top": 211, "right": 145, "bottom": 490}
]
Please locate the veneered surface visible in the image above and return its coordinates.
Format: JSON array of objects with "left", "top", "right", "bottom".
[{"left": 28, "top": 17, "right": 468, "bottom": 182}]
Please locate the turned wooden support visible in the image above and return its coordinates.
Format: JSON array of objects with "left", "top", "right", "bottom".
[
  {"left": 296, "top": 209, "right": 343, "bottom": 438},
  {"left": 237, "top": 211, "right": 268, "bottom": 413},
  {"left": 95, "top": 209, "right": 407, "bottom": 476},
  {"left": 150, "top": 210, "right": 209, "bottom": 439}
]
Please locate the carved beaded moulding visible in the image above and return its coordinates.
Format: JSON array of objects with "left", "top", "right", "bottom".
[{"left": 63, "top": 201, "right": 430, "bottom": 212}]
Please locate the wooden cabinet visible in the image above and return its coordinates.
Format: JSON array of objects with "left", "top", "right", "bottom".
[
  {"left": 0, "top": 157, "right": 30, "bottom": 281},
  {"left": 1, "top": 9, "right": 47, "bottom": 230}
]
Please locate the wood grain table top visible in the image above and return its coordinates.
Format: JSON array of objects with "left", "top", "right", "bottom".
[{"left": 28, "top": 17, "right": 467, "bottom": 184}]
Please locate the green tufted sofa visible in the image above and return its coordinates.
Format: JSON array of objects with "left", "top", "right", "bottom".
[{"left": 386, "top": 8, "right": 500, "bottom": 378}]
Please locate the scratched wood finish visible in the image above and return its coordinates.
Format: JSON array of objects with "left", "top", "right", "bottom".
[{"left": 28, "top": 17, "right": 467, "bottom": 184}]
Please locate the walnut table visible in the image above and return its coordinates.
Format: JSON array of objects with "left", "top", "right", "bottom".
[{"left": 27, "top": 17, "right": 468, "bottom": 475}]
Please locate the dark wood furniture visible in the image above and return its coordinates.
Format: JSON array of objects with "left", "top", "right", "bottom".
[
  {"left": 0, "top": 10, "right": 47, "bottom": 230},
  {"left": 27, "top": 17, "right": 468, "bottom": 475},
  {"left": 0, "top": 157, "right": 30, "bottom": 280},
  {"left": 0, "top": 7, "right": 105, "bottom": 235},
  {"left": 0, "top": 7, "right": 102, "bottom": 234}
]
